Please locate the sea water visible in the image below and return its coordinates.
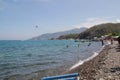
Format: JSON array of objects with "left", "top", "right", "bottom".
[{"left": 0, "top": 40, "right": 102, "bottom": 80}]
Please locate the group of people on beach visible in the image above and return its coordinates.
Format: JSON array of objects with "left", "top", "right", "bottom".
[
  {"left": 118, "top": 36, "right": 120, "bottom": 45},
  {"left": 110, "top": 36, "right": 120, "bottom": 45},
  {"left": 101, "top": 36, "right": 120, "bottom": 46},
  {"left": 66, "top": 36, "right": 120, "bottom": 48}
]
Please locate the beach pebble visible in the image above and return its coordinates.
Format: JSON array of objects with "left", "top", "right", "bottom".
[
  {"left": 108, "top": 76, "right": 112, "bottom": 79},
  {"left": 99, "top": 78, "right": 104, "bottom": 80}
]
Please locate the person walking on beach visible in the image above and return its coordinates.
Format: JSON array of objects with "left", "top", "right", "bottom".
[
  {"left": 101, "top": 39, "right": 104, "bottom": 46},
  {"left": 110, "top": 37, "right": 113, "bottom": 44}
]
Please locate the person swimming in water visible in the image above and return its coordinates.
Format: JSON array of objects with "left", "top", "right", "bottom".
[
  {"left": 88, "top": 42, "right": 91, "bottom": 46},
  {"left": 66, "top": 45, "right": 69, "bottom": 48}
]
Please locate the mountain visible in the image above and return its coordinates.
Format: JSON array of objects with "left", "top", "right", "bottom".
[
  {"left": 77, "top": 23, "right": 120, "bottom": 39},
  {"left": 30, "top": 27, "right": 87, "bottom": 40},
  {"left": 57, "top": 33, "right": 79, "bottom": 40}
]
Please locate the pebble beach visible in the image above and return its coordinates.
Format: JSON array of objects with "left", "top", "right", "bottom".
[{"left": 68, "top": 41, "right": 120, "bottom": 80}]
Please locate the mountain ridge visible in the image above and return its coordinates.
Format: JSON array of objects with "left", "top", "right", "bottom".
[
  {"left": 30, "top": 27, "right": 87, "bottom": 40},
  {"left": 77, "top": 23, "right": 120, "bottom": 39}
]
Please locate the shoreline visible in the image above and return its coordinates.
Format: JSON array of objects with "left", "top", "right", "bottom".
[
  {"left": 6, "top": 41, "right": 120, "bottom": 80},
  {"left": 66, "top": 45, "right": 109, "bottom": 79},
  {"left": 28, "top": 44, "right": 106, "bottom": 80},
  {"left": 69, "top": 45, "right": 105, "bottom": 70},
  {"left": 67, "top": 42, "right": 120, "bottom": 80}
]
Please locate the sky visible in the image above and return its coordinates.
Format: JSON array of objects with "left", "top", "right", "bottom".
[{"left": 0, "top": 0, "right": 120, "bottom": 40}]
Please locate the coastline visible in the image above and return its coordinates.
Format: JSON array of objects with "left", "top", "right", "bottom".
[
  {"left": 67, "top": 42, "right": 120, "bottom": 80},
  {"left": 6, "top": 41, "right": 120, "bottom": 80},
  {"left": 30, "top": 42, "right": 113, "bottom": 80},
  {"left": 69, "top": 45, "right": 105, "bottom": 70}
]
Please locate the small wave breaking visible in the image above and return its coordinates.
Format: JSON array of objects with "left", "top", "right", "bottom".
[{"left": 70, "top": 45, "right": 105, "bottom": 70}]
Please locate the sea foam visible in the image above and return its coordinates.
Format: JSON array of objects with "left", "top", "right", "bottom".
[{"left": 70, "top": 45, "right": 105, "bottom": 70}]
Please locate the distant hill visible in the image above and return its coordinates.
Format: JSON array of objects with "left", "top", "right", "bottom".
[
  {"left": 77, "top": 23, "right": 120, "bottom": 39},
  {"left": 30, "top": 27, "right": 87, "bottom": 40},
  {"left": 57, "top": 33, "right": 79, "bottom": 40}
]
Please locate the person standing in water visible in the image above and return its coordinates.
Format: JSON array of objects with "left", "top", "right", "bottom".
[
  {"left": 78, "top": 44, "right": 80, "bottom": 47},
  {"left": 88, "top": 42, "right": 91, "bottom": 46},
  {"left": 66, "top": 45, "right": 69, "bottom": 48}
]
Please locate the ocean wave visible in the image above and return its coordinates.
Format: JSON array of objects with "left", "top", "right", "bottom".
[{"left": 70, "top": 45, "right": 105, "bottom": 70}]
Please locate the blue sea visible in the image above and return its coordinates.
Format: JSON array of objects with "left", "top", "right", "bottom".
[{"left": 0, "top": 40, "right": 102, "bottom": 80}]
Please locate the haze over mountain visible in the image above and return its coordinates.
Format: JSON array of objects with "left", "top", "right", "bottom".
[
  {"left": 56, "top": 23, "right": 120, "bottom": 40},
  {"left": 30, "top": 27, "right": 87, "bottom": 40}
]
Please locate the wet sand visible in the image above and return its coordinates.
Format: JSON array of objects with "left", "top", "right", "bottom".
[{"left": 68, "top": 42, "right": 120, "bottom": 80}]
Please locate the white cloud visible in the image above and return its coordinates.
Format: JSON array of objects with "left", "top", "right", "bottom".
[
  {"left": 116, "top": 19, "right": 120, "bottom": 23},
  {"left": 74, "top": 17, "right": 120, "bottom": 28}
]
